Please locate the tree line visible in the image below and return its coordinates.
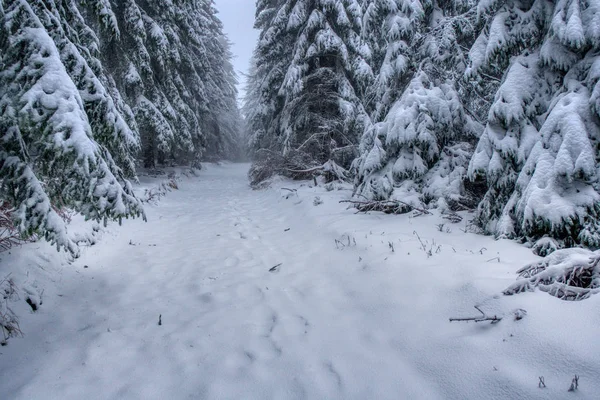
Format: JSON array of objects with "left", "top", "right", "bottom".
[{"left": 244, "top": 0, "right": 600, "bottom": 250}]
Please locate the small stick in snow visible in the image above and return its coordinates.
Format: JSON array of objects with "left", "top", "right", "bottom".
[
  {"left": 413, "top": 231, "right": 429, "bottom": 256},
  {"left": 158, "top": 314, "right": 162, "bottom": 326},
  {"left": 269, "top": 263, "right": 282, "bottom": 273},
  {"left": 281, "top": 188, "right": 297, "bottom": 192},
  {"left": 284, "top": 228, "right": 290, "bottom": 232},
  {"left": 449, "top": 306, "right": 502, "bottom": 324},
  {"left": 539, "top": 376, "right": 546, "bottom": 388},
  {"left": 568, "top": 375, "right": 579, "bottom": 391}
]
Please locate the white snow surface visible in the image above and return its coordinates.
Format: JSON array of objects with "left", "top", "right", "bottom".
[{"left": 1, "top": 163, "right": 599, "bottom": 399}]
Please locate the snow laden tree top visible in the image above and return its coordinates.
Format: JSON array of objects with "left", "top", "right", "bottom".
[{"left": 0, "top": 0, "right": 144, "bottom": 256}]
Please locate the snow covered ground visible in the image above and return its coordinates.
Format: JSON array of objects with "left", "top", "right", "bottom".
[{"left": 1, "top": 163, "right": 599, "bottom": 399}]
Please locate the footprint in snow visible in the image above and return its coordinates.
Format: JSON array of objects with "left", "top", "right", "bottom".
[
  {"left": 224, "top": 257, "right": 239, "bottom": 267},
  {"left": 324, "top": 361, "right": 344, "bottom": 389}
]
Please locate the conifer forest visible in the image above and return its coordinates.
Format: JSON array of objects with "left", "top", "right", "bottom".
[{"left": 1, "top": 1, "right": 599, "bottom": 398}]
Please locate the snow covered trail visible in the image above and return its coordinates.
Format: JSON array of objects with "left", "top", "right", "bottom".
[{"left": 1, "top": 164, "right": 599, "bottom": 399}]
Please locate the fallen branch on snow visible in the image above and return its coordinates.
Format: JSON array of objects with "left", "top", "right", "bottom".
[
  {"left": 142, "top": 174, "right": 182, "bottom": 204},
  {"left": 340, "top": 199, "right": 431, "bottom": 215},
  {"left": 449, "top": 305, "right": 502, "bottom": 324},
  {"left": 284, "top": 166, "right": 325, "bottom": 174},
  {"left": 1, "top": 276, "right": 23, "bottom": 344},
  {"left": 269, "top": 263, "right": 282, "bottom": 273},
  {"left": 285, "top": 160, "right": 350, "bottom": 183},
  {"left": 250, "top": 150, "right": 351, "bottom": 187},
  {"left": 504, "top": 248, "right": 600, "bottom": 301}
]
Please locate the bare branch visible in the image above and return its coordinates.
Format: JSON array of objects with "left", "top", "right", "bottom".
[
  {"left": 340, "top": 199, "right": 431, "bottom": 215},
  {"left": 449, "top": 306, "right": 502, "bottom": 323},
  {"left": 285, "top": 166, "right": 325, "bottom": 174}
]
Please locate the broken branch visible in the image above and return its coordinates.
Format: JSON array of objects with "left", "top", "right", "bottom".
[
  {"left": 340, "top": 199, "right": 431, "bottom": 215},
  {"left": 449, "top": 305, "right": 502, "bottom": 323}
]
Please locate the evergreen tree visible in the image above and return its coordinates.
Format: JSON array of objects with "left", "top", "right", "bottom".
[
  {"left": 0, "top": 0, "right": 144, "bottom": 255},
  {"left": 467, "top": 0, "right": 600, "bottom": 247},
  {"left": 44, "top": 0, "right": 140, "bottom": 178},
  {"left": 111, "top": 0, "right": 200, "bottom": 167},
  {"left": 196, "top": 5, "right": 243, "bottom": 161},
  {"left": 354, "top": 0, "right": 483, "bottom": 207},
  {"left": 0, "top": 0, "right": 242, "bottom": 254},
  {"left": 246, "top": 0, "right": 372, "bottom": 181},
  {"left": 245, "top": 0, "right": 299, "bottom": 157},
  {"left": 216, "top": 36, "right": 245, "bottom": 160},
  {"left": 279, "top": 0, "right": 371, "bottom": 165}
]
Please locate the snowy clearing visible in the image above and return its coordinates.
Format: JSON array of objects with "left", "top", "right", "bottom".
[{"left": 1, "top": 163, "right": 599, "bottom": 399}]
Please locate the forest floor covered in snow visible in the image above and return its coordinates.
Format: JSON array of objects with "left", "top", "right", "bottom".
[{"left": 0, "top": 163, "right": 599, "bottom": 399}]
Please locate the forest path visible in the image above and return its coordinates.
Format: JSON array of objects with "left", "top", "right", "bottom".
[
  {"left": 3, "top": 164, "right": 431, "bottom": 399},
  {"left": 2, "top": 164, "right": 599, "bottom": 399}
]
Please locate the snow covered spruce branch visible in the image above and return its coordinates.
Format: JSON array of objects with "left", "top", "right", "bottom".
[
  {"left": 504, "top": 249, "right": 600, "bottom": 301},
  {"left": 340, "top": 200, "right": 431, "bottom": 215},
  {"left": 0, "top": 203, "right": 36, "bottom": 253},
  {"left": 1, "top": 0, "right": 148, "bottom": 256}
]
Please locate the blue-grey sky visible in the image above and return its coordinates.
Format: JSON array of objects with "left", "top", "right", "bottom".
[{"left": 214, "top": 0, "right": 259, "bottom": 99}]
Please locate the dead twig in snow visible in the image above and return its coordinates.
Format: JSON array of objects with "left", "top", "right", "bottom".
[
  {"left": 441, "top": 210, "right": 463, "bottom": 223},
  {"left": 568, "top": 375, "right": 579, "bottom": 392},
  {"left": 269, "top": 263, "right": 282, "bottom": 273},
  {"left": 449, "top": 305, "right": 502, "bottom": 324}
]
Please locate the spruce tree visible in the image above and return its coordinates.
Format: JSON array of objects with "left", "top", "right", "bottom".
[
  {"left": 246, "top": 0, "right": 372, "bottom": 182},
  {"left": 0, "top": 0, "right": 242, "bottom": 255},
  {"left": 245, "top": 0, "right": 297, "bottom": 157},
  {"left": 0, "top": 0, "right": 144, "bottom": 255},
  {"left": 112, "top": 0, "right": 199, "bottom": 167},
  {"left": 216, "top": 37, "right": 244, "bottom": 160},
  {"left": 467, "top": 0, "right": 600, "bottom": 247},
  {"left": 47, "top": 0, "right": 140, "bottom": 178},
  {"left": 195, "top": 3, "right": 242, "bottom": 161},
  {"left": 354, "top": 0, "right": 483, "bottom": 207},
  {"left": 108, "top": 0, "right": 242, "bottom": 167}
]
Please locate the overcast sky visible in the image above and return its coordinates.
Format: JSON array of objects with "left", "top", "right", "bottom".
[{"left": 214, "top": 0, "right": 259, "bottom": 100}]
